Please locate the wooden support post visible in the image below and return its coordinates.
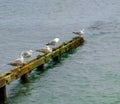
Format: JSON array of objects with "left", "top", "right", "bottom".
[
  {"left": 53, "top": 56, "right": 60, "bottom": 61},
  {"left": 21, "top": 73, "right": 29, "bottom": 83},
  {"left": 37, "top": 64, "right": 44, "bottom": 71},
  {"left": 0, "top": 86, "right": 7, "bottom": 101}
]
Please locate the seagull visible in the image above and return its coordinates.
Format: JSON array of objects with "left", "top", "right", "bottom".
[
  {"left": 46, "top": 38, "right": 59, "bottom": 47},
  {"left": 22, "top": 50, "right": 34, "bottom": 58},
  {"left": 36, "top": 45, "right": 52, "bottom": 54},
  {"left": 8, "top": 52, "right": 24, "bottom": 66},
  {"left": 73, "top": 29, "right": 85, "bottom": 36}
]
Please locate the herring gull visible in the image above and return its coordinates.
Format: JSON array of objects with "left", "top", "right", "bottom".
[
  {"left": 36, "top": 46, "right": 52, "bottom": 54},
  {"left": 73, "top": 29, "right": 85, "bottom": 36},
  {"left": 46, "top": 38, "right": 59, "bottom": 47},
  {"left": 8, "top": 52, "right": 24, "bottom": 66},
  {"left": 22, "top": 50, "right": 33, "bottom": 58}
]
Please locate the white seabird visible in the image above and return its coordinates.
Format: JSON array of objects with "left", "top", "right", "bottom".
[
  {"left": 36, "top": 46, "right": 52, "bottom": 54},
  {"left": 8, "top": 52, "right": 24, "bottom": 66},
  {"left": 22, "top": 50, "right": 33, "bottom": 58},
  {"left": 73, "top": 29, "right": 85, "bottom": 36},
  {"left": 46, "top": 38, "right": 59, "bottom": 47}
]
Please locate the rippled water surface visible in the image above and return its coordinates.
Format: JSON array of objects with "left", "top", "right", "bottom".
[{"left": 0, "top": 0, "right": 120, "bottom": 104}]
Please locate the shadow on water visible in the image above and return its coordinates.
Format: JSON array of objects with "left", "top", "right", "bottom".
[{"left": 2, "top": 47, "right": 82, "bottom": 104}]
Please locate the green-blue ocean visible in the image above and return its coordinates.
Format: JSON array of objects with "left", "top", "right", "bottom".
[{"left": 0, "top": 0, "right": 120, "bottom": 104}]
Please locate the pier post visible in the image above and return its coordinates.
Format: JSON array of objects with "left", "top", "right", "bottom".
[
  {"left": 0, "top": 86, "right": 7, "bottom": 101},
  {"left": 53, "top": 56, "right": 60, "bottom": 61},
  {"left": 21, "top": 73, "right": 29, "bottom": 83},
  {"left": 37, "top": 64, "right": 44, "bottom": 71}
]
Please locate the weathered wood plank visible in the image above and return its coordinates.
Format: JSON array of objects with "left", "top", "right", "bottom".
[
  {"left": 0, "top": 78, "right": 6, "bottom": 88},
  {"left": 45, "top": 53, "right": 52, "bottom": 62},
  {"left": 52, "top": 49, "right": 60, "bottom": 58},
  {"left": 0, "top": 37, "right": 84, "bottom": 88}
]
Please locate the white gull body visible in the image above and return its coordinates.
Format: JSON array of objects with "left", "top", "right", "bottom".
[
  {"left": 36, "top": 46, "right": 52, "bottom": 54},
  {"left": 22, "top": 50, "right": 33, "bottom": 58},
  {"left": 46, "top": 38, "right": 59, "bottom": 47},
  {"left": 73, "top": 29, "right": 85, "bottom": 36},
  {"left": 8, "top": 52, "right": 24, "bottom": 66}
]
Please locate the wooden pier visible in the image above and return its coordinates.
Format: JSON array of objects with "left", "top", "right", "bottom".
[{"left": 0, "top": 37, "right": 84, "bottom": 101}]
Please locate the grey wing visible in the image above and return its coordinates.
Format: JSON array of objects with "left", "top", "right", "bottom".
[
  {"left": 23, "top": 52, "right": 30, "bottom": 57},
  {"left": 23, "top": 52, "right": 28, "bottom": 56},
  {"left": 46, "top": 39, "right": 55, "bottom": 45}
]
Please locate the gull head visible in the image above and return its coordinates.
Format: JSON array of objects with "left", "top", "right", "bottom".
[
  {"left": 55, "top": 38, "right": 59, "bottom": 42},
  {"left": 29, "top": 50, "right": 34, "bottom": 53}
]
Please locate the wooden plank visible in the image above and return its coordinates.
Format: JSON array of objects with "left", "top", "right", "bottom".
[
  {"left": 52, "top": 49, "right": 60, "bottom": 58},
  {"left": 0, "top": 37, "right": 84, "bottom": 89},
  {"left": 0, "top": 57, "right": 46, "bottom": 85},
  {"left": 45, "top": 53, "right": 52, "bottom": 62},
  {"left": 28, "top": 57, "right": 45, "bottom": 70},
  {"left": 17, "top": 66, "right": 29, "bottom": 78},
  {"left": 59, "top": 46, "right": 66, "bottom": 54}
]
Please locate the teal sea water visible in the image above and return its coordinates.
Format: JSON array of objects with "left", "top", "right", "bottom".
[{"left": 0, "top": 0, "right": 120, "bottom": 104}]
